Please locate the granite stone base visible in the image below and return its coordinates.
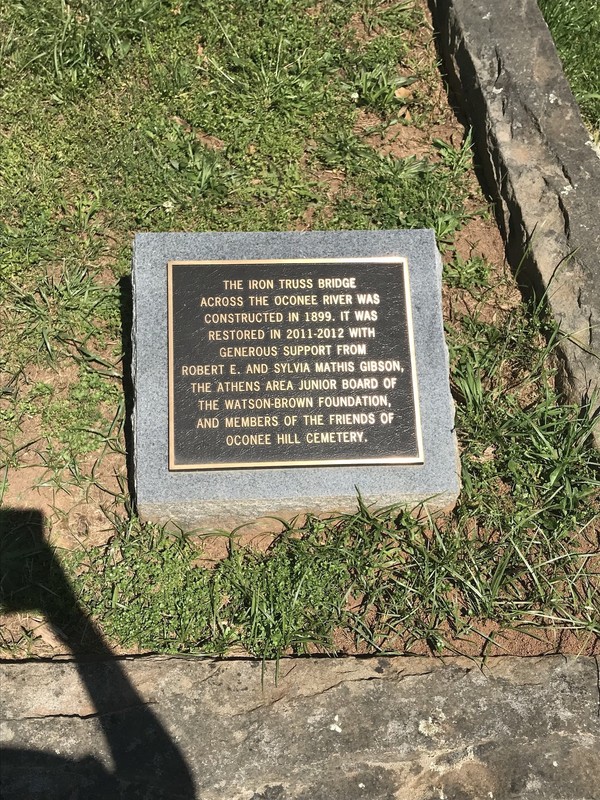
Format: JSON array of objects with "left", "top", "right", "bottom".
[{"left": 132, "top": 230, "right": 459, "bottom": 531}]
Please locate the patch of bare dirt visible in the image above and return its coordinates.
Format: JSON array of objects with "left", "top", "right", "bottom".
[
  {"left": 326, "top": 619, "right": 600, "bottom": 659},
  {"left": 170, "top": 115, "right": 225, "bottom": 151},
  {"left": 3, "top": 459, "right": 124, "bottom": 548},
  {"left": 356, "top": 108, "right": 465, "bottom": 161},
  {"left": 344, "top": 7, "right": 382, "bottom": 45},
  {"left": 2, "top": 358, "right": 127, "bottom": 554}
]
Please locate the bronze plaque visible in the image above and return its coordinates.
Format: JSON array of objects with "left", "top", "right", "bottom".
[{"left": 167, "top": 258, "right": 423, "bottom": 470}]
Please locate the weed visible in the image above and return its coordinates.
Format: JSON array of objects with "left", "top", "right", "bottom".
[
  {"left": 448, "top": 298, "right": 599, "bottom": 534},
  {"left": 70, "top": 447, "right": 598, "bottom": 659},
  {"left": 72, "top": 524, "right": 219, "bottom": 652},
  {"left": 41, "top": 367, "right": 121, "bottom": 463},
  {"left": 443, "top": 254, "right": 491, "bottom": 288},
  {"left": 358, "top": 0, "right": 419, "bottom": 36},
  {"left": 346, "top": 64, "right": 417, "bottom": 114},
  {"left": 319, "top": 137, "right": 474, "bottom": 240},
  {"left": 1, "top": 265, "right": 120, "bottom": 367},
  {"left": 1, "top": 0, "right": 167, "bottom": 93}
]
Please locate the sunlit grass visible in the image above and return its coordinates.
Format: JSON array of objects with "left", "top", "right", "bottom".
[{"left": 538, "top": 0, "right": 600, "bottom": 135}]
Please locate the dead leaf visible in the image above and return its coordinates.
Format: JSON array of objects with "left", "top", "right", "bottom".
[{"left": 394, "top": 87, "right": 413, "bottom": 101}]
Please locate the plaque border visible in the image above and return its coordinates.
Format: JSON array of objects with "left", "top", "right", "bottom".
[{"left": 167, "top": 257, "right": 423, "bottom": 470}]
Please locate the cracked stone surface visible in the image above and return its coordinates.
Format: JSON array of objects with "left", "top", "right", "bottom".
[
  {"left": 431, "top": 0, "right": 600, "bottom": 445},
  {"left": 1, "top": 656, "right": 599, "bottom": 799}
]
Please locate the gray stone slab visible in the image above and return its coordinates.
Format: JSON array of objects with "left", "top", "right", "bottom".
[
  {"left": 132, "top": 229, "right": 459, "bottom": 530},
  {"left": 1, "top": 655, "right": 599, "bottom": 799},
  {"left": 431, "top": 0, "right": 600, "bottom": 446}
]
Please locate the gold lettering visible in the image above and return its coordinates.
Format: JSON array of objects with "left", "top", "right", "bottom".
[
  {"left": 196, "top": 417, "right": 219, "bottom": 428},
  {"left": 276, "top": 432, "right": 301, "bottom": 444},
  {"left": 355, "top": 293, "right": 380, "bottom": 304},
  {"left": 224, "top": 416, "right": 279, "bottom": 428},
  {"left": 265, "top": 380, "right": 293, "bottom": 391},
  {"left": 208, "top": 329, "right": 266, "bottom": 341},
  {"left": 199, "top": 295, "right": 243, "bottom": 307},
  {"left": 315, "top": 361, "right": 354, "bottom": 373},
  {"left": 197, "top": 399, "right": 219, "bottom": 410},
  {"left": 274, "top": 362, "right": 310, "bottom": 374},
  {"left": 182, "top": 364, "right": 224, "bottom": 376},
  {"left": 249, "top": 279, "right": 274, "bottom": 290},
  {"left": 216, "top": 380, "right": 260, "bottom": 392},
  {"left": 336, "top": 343, "right": 366, "bottom": 355},
  {"left": 306, "top": 431, "right": 364, "bottom": 443},
  {"left": 298, "top": 379, "right": 337, "bottom": 391},
  {"left": 248, "top": 295, "right": 270, "bottom": 306},
  {"left": 246, "top": 363, "right": 269, "bottom": 374},
  {"left": 341, "top": 377, "right": 378, "bottom": 390},
  {"left": 219, "top": 346, "right": 278, "bottom": 358},
  {"left": 277, "top": 278, "right": 313, "bottom": 289},
  {"left": 274, "top": 294, "right": 318, "bottom": 306},
  {"left": 359, "top": 360, "right": 402, "bottom": 372},
  {"left": 317, "top": 395, "right": 388, "bottom": 408},
  {"left": 317, "top": 277, "right": 357, "bottom": 289},
  {"left": 225, "top": 433, "right": 272, "bottom": 446},
  {"left": 328, "top": 413, "right": 375, "bottom": 425},
  {"left": 302, "top": 414, "right": 324, "bottom": 425}
]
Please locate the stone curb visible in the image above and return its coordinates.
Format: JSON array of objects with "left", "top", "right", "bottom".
[
  {"left": 431, "top": 0, "right": 600, "bottom": 445},
  {"left": 1, "top": 655, "right": 599, "bottom": 799}
]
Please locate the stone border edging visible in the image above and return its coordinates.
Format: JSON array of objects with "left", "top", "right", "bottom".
[
  {"left": 430, "top": 0, "right": 599, "bottom": 446},
  {"left": 2, "top": 655, "right": 599, "bottom": 798}
]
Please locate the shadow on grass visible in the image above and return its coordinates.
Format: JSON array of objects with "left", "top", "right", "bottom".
[{"left": 0, "top": 508, "right": 195, "bottom": 799}]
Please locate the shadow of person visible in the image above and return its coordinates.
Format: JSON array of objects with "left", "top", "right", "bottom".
[{"left": 0, "top": 508, "right": 196, "bottom": 799}]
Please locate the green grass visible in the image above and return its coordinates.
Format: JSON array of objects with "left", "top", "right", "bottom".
[
  {"left": 67, "top": 297, "right": 598, "bottom": 660},
  {"left": 0, "top": 0, "right": 598, "bottom": 660},
  {"left": 538, "top": 0, "right": 600, "bottom": 134}
]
